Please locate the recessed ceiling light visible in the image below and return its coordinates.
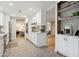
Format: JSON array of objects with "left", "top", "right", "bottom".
[
  {"left": 9, "top": 3, "right": 13, "bottom": 6},
  {"left": 29, "top": 8, "right": 32, "bottom": 11}
]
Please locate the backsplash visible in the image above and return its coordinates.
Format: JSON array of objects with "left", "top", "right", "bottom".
[{"left": 61, "top": 18, "right": 79, "bottom": 35}]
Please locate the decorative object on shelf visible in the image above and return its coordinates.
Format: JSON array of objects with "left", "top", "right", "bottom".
[
  {"left": 32, "top": 26, "right": 37, "bottom": 32},
  {"left": 31, "top": 23, "right": 37, "bottom": 32},
  {"left": 58, "top": 16, "right": 73, "bottom": 20},
  {"left": 37, "top": 25, "right": 46, "bottom": 33},
  {"left": 58, "top": 16, "right": 79, "bottom": 20},
  {"left": 72, "top": 11, "right": 79, "bottom": 16},
  {"left": 41, "top": 25, "right": 45, "bottom": 33}
]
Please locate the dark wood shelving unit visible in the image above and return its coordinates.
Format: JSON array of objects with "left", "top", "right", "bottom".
[{"left": 57, "top": 1, "right": 79, "bottom": 34}]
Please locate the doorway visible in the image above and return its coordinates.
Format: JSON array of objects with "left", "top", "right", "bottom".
[{"left": 16, "top": 19, "right": 25, "bottom": 39}]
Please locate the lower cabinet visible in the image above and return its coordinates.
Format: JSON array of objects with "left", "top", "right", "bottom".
[
  {"left": 56, "top": 35, "right": 66, "bottom": 55},
  {"left": 37, "top": 33, "right": 47, "bottom": 47},
  {"left": 56, "top": 34, "right": 79, "bottom": 57},
  {"left": 6, "top": 34, "right": 9, "bottom": 46},
  {"left": 65, "top": 36, "right": 78, "bottom": 57},
  {"left": 0, "top": 36, "right": 4, "bottom": 57}
]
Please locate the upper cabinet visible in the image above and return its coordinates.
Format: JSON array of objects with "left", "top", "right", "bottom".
[{"left": 0, "top": 12, "right": 4, "bottom": 26}]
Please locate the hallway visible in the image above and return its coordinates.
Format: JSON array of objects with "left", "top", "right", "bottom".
[{"left": 3, "top": 36, "right": 62, "bottom": 57}]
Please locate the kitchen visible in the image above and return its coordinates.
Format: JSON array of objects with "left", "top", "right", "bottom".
[{"left": 0, "top": 1, "right": 57, "bottom": 57}]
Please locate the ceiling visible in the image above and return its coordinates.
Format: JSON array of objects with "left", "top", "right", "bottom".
[{"left": 0, "top": 1, "right": 56, "bottom": 18}]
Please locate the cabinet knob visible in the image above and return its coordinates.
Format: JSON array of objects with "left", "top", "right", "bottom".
[
  {"left": 64, "top": 37, "right": 65, "bottom": 40},
  {"left": 65, "top": 38, "right": 67, "bottom": 41},
  {"left": 64, "top": 37, "right": 67, "bottom": 41}
]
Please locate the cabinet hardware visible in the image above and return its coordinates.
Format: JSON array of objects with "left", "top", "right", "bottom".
[
  {"left": 65, "top": 38, "right": 67, "bottom": 41},
  {"left": 64, "top": 37, "right": 67, "bottom": 41},
  {"left": 64, "top": 37, "right": 65, "bottom": 40}
]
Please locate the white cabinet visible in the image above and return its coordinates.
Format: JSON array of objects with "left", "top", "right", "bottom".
[
  {"left": 5, "top": 34, "right": 9, "bottom": 46},
  {"left": 56, "top": 34, "right": 79, "bottom": 57},
  {"left": 0, "top": 12, "right": 4, "bottom": 26},
  {"left": 56, "top": 35, "right": 66, "bottom": 55},
  {"left": 37, "top": 33, "right": 47, "bottom": 47},
  {"left": 30, "top": 33, "right": 37, "bottom": 46},
  {"left": 30, "top": 33, "right": 47, "bottom": 47},
  {"left": 0, "top": 36, "right": 4, "bottom": 57},
  {"left": 65, "top": 36, "right": 78, "bottom": 57}
]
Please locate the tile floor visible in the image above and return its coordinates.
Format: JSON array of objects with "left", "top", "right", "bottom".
[{"left": 3, "top": 36, "right": 63, "bottom": 57}]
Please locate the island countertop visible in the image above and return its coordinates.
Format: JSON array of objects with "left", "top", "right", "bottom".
[{"left": 0, "top": 32, "right": 8, "bottom": 37}]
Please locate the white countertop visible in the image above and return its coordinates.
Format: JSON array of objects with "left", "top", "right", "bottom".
[
  {"left": 0, "top": 33, "right": 8, "bottom": 37},
  {"left": 57, "top": 34, "right": 79, "bottom": 38}
]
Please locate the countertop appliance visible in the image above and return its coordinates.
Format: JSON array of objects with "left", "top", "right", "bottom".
[
  {"left": 64, "top": 25, "right": 73, "bottom": 35},
  {"left": 75, "top": 30, "right": 79, "bottom": 36}
]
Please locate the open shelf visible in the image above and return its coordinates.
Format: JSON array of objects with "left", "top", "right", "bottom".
[
  {"left": 58, "top": 3, "right": 79, "bottom": 12},
  {"left": 58, "top": 16, "right": 79, "bottom": 21}
]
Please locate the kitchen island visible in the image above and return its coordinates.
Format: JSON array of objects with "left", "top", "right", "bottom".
[{"left": 0, "top": 33, "right": 9, "bottom": 57}]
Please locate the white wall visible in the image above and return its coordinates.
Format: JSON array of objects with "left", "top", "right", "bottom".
[
  {"left": 46, "top": 7, "right": 55, "bottom": 35},
  {"left": 51, "top": 21, "right": 55, "bottom": 35},
  {"left": 10, "top": 17, "right": 16, "bottom": 40},
  {"left": 41, "top": 9, "right": 47, "bottom": 25},
  {"left": 46, "top": 7, "right": 55, "bottom": 22},
  {"left": 4, "top": 15, "right": 10, "bottom": 33}
]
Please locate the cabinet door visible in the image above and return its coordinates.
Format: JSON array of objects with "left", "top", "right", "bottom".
[
  {"left": 0, "top": 36, "right": 4, "bottom": 57},
  {"left": 65, "top": 36, "right": 78, "bottom": 57},
  {"left": 6, "top": 34, "right": 9, "bottom": 46},
  {"left": 37, "top": 33, "right": 47, "bottom": 47},
  {"left": 56, "top": 34, "right": 66, "bottom": 54},
  {"left": 31, "top": 33, "right": 37, "bottom": 46}
]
